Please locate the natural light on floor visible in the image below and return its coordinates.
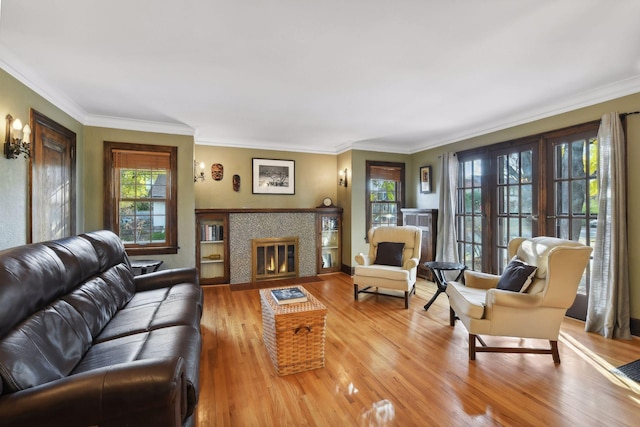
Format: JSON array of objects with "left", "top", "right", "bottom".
[{"left": 559, "top": 330, "right": 640, "bottom": 405}]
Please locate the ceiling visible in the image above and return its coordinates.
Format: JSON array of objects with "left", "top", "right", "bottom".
[{"left": 2, "top": 1, "right": 640, "bottom": 154}]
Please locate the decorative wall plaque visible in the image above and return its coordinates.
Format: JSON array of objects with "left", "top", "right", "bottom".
[{"left": 211, "top": 163, "right": 223, "bottom": 181}]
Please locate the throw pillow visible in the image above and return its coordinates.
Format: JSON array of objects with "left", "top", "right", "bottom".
[
  {"left": 496, "top": 257, "right": 538, "bottom": 292},
  {"left": 374, "top": 242, "right": 405, "bottom": 267}
]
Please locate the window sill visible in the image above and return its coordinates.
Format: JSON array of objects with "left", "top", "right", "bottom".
[{"left": 125, "top": 245, "right": 179, "bottom": 256}]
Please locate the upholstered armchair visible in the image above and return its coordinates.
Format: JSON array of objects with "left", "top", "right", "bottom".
[
  {"left": 353, "top": 226, "right": 422, "bottom": 309},
  {"left": 446, "top": 236, "right": 592, "bottom": 363}
]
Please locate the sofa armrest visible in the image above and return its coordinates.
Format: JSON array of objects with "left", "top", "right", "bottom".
[
  {"left": 0, "top": 357, "right": 188, "bottom": 427},
  {"left": 463, "top": 270, "right": 500, "bottom": 290},
  {"left": 135, "top": 267, "right": 199, "bottom": 292},
  {"left": 355, "top": 253, "right": 374, "bottom": 266}
]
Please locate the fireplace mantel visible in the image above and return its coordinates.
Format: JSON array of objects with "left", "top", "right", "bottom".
[
  {"left": 196, "top": 208, "right": 342, "bottom": 284},
  {"left": 195, "top": 208, "right": 341, "bottom": 215}
]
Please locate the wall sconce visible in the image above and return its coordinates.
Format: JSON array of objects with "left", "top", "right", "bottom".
[
  {"left": 339, "top": 168, "right": 348, "bottom": 187},
  {"left": 4, "top": 114, "right": 31, "bottom": 159},
  {"left": 194, "top": 160, "right": 205, "bottom": 182}
]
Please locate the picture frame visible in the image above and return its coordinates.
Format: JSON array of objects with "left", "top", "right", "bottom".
[
  {"left": 420, "top": 165, "right": 432, "bottom": 193},
  {"left": 252, "top": 158, "right": 295, "bottom": 194}
]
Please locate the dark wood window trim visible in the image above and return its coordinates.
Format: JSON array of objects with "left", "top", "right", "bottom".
[
  {"left": 103, "top": 141, "right": 178, "bottom": 256},
  {"left": 365, "top": 161, "right": 406, "bottom": 240}
]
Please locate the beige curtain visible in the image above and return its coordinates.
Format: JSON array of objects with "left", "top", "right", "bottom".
[
  {"left": 585, "top": 112, "right": 631, "bottom": 339},
  {"left": 436, "top": 153, "right": 459, "bottom": 265}
]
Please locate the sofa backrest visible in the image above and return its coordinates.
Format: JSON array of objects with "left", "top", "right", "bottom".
[{"left": 0, "top": 230, "right": 135, "bottom": 394}]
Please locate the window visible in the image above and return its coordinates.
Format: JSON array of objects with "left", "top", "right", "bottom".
[
  {"left": 104, "top": 142, "right": 178, "bottom": 255},
  {"left": 366, "top": 161, "right": 405, "bottom": 236},
  {"left": 455, "top": 121, "right": 599, "bottom": 320}
]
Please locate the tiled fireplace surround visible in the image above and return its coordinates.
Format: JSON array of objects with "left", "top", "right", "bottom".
[{"left": 228, "top": 212, "right": 317, "bottom": 284}]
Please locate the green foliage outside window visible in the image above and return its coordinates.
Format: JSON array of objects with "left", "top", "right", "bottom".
[{"left": 118, "top": 168, "right": 168, "bottom": 245}]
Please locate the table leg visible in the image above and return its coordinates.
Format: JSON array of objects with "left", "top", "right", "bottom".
[
  {"left": 423, "top": 268, "right": 447, "bottom": 311},
  {"left": 423, "top": 288, "right": 445, "bottom": 311}
]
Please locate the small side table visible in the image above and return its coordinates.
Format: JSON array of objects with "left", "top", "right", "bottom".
[
  {"left": 423, "top": 261, "right": 466, "bottom": 311},
  {"left": 130, "top": 259, "right": 163, "bottom": 275}
]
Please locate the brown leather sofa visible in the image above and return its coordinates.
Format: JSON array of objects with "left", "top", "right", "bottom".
[{"left": 0, "top": 230, "right": 203, "bottom": 427}]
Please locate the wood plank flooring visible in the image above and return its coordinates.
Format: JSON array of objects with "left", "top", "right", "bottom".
[{"left": 196, "top": 273, "right": 640, "bottom": 426}]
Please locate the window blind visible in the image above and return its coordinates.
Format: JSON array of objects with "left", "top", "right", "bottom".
[{"left": 113, "top": 150, "right": 171, "bottom": 170}]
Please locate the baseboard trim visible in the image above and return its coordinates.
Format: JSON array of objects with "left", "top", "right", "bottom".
[
  {"left": 341, "top": 264, "right": 354, "bottom": 276},
  {"left": 630, "top": 317, "right": 640, "bottom": 337}
]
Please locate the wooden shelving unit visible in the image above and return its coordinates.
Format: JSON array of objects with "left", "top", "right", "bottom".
[{"left": 195, "top": 211, "right": 229, "bottom": 285}]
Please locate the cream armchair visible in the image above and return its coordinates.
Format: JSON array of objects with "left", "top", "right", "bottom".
[
  {"left": 353, "top": 226, "right": 422, "bottom": 309},
  {"left": 446, "top": 236, "right": 592, "bottom": 363}
]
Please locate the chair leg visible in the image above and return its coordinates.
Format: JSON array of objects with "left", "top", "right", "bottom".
[
  {"left": 354, "top": 284, "right": 359, "bottom": 301},
  {"left": 404, "top": 291, "right": 409, "bottom": 309},
  {"left": 550, "top": 340, "right": 560, "bottom": 364},
  {"left": 469, "top": 334, "right": 476, "bottom": 361},
  {"left": 449, "top": 306, "right": 456, "bottom": 326}
]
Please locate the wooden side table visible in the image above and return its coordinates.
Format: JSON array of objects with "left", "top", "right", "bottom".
[{"left": 423, "top": 261, "right": 466, "bottom": 311}]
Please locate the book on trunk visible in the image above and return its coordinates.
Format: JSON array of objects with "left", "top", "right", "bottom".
[{"left": 270, "top": 287, "right": 308, "bottom": 304}]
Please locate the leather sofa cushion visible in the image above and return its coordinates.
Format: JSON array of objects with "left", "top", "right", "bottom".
[
  {"left": 72, "top": 325, "right": 202, "bottom": 417},
  {"left": 0, "top": 244, "right": 69, "bottom": 338},
  {"left": 95, "top": 283, "right": 202, "bottom": 343},
  {"left": 0, "top": 299, "right": 93, "bottom": 392},
  {"left": 81, "top": 230, "right": 131, "bottom": 273},
  {"left": 62, "top": 264, "right": 135, "bottom": 338}
]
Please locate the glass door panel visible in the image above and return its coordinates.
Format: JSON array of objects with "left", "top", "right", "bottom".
[
  {"left": 494, "top": 143, "right": 538, "bottom": 272},
  {"left": 457, "top": 158, "right": 484, "bottom": 271},
  {"left": 547, "top": 130, "right": 598, "bottom": 320}
]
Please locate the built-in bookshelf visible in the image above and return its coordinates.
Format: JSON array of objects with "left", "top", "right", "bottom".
[
  {"left": 316, "top": 209, "right": 342, "bottom": 273},
  {"left": 195, "top": 212, "right": 229, "bottom": 285}
]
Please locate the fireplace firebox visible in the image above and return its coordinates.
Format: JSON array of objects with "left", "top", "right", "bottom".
[{"left": 252, "top": 237, "right": 299, "bottom": 282}]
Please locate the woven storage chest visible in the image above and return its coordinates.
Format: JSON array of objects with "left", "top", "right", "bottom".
[{"left": 260, "top": 286, "right": 327, "bottom": 376}]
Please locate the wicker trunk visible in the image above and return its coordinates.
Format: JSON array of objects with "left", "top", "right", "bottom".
[{"left": 260, "top": 286, "right": 327, "bottom": 375}]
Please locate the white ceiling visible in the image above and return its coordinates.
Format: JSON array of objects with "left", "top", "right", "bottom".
[{"left": 1, "top": 1, "right": 640, "bottom": 154}]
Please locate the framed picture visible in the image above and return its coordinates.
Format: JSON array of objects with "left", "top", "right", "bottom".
[
  {"left": 420, "top": 165, "right": 432, "bottom": 193},
  {"left": 252, "top": 158, "right": 295, "bottom": 194}
]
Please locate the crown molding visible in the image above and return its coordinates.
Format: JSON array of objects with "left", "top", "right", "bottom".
[
  {"left": 1, "top": 42, "right": 194, "bottom": 137},
  {"left": 4, "top": 35, "right": 639, "bottom": 152},
  {"left": 196, "top": 136, "right": 339, "bottom": 155},
  {"left": 0, "top": 43, "right": 88, "bottom": 123},
  {"left": 408, "top": 74, "right": 640, "bottom": 154},
  {"left": 84, "top": 114, "right": 195, "bottom": 136}
]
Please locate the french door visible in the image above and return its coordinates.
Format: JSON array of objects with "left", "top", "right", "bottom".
[
  {"left": 457, "top": 139, "right": 539, "bottom": 273},
  {"left": 493, "top": 141, "right": 539, "bottom": 272},
  {"left": 545, "top": 126, "right": 599, "bottom": 319},
  {"left": 456, "top": 121, "right": 599, "bottom": 320}
]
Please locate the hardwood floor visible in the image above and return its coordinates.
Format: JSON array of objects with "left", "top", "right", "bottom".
[{"left": 196, "top": 273, "right": 640, "bottom": 426}]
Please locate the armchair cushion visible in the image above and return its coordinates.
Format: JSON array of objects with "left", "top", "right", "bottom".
[
  {"left": 374, "top": 242, "right": 405, "bottom": 267},
  {"left": 496, "top": 257, "right": 537, "bottom": 292}
]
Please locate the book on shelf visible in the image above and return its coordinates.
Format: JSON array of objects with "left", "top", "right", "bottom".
[
  {"left": 200, "top": 224, "right": 224, "bottom": 241},
  {"left": 270, "top": 287, "right": 308, "bottom": 305}
]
